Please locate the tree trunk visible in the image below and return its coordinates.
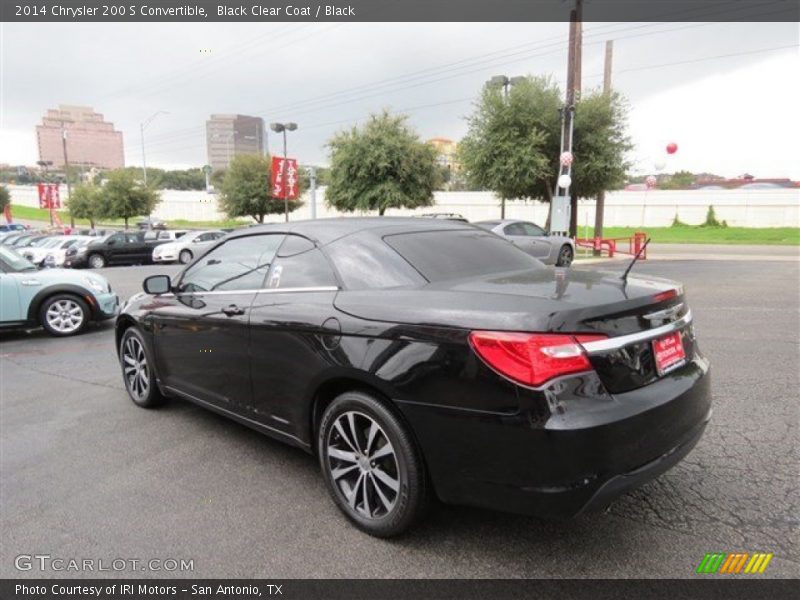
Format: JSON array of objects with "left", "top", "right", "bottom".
[
  {"left": 569, "top": 193, "right": 578, "bottom": 238},
  {"left": 124, "top": 217, "right": 128, "bottom": 230},
  {"left": 593, "top": 191, "right": 605, "bottom": 256},
  {"left": 544, "top": 186, "right": 553, "bottom": 230},
  {"left": 90, "top": 219, "right": 95, "bottom": 229},
  {"left": 379, "top": 207, "right": 386, "bottom": 216}
]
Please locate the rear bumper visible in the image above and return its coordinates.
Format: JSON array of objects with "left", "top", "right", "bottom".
[{"left": 398, "top": 354, "right": 711, "bottom": 519}]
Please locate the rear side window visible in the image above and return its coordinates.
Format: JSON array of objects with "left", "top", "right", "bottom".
[
  {"left": 324, "top": 232, "right": 424, "bottom": 290},
  {"left": 265, "top": 235, "right": 338, "bottom": 289},
  {"left": 179, "top": 234, "right": 285, "bottom": 292},
  {"left": 384, "top": 229, "right": 543, "bottom": 283}
]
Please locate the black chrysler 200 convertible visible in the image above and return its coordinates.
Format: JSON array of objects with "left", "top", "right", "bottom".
[{"left": 115, "top": 218, "right": 711, "bottom": 537}]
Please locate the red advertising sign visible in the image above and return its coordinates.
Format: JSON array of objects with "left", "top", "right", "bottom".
[
  {"left": 3, "top": 203, "right": 12, "bottom": 224},
  {"left": 37, "top": 183, "right": 61, "bottom": 209},
  {"left": 270, "top": 156, "right": 299, "bottom": 200},
  {"left": 653, "top": 331, "right": 686, "bottom": 376}
]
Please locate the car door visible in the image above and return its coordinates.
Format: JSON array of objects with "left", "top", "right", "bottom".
[
  {"left": 519, "top": 222, "right": 554, "bottom": 261},
  {"left": 148, "top": 233, "right": 285, "bottom": 412},
  {"left": 248, "top": 235, "right": 341, "bottom": 440},
  {"left": 503, "top": 222, "right": 551, "bottom": 260},
  {"left": 0, "top": 272, "right": 22, "bottom": 322},
  {"left": 127, "top": 232, "right": 152, "bottom": 263}
]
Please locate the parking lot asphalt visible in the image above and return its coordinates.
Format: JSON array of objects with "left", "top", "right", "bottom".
[{"left": 1, "top": 257, "right": 798, "bottom": 579}]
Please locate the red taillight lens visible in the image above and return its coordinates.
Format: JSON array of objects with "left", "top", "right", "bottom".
[
  {"left": 652, "top": 289, "right": 679, "bottom": 303},
  {"left": 469, "top": 331, "right": 607, "bottom": 387}
]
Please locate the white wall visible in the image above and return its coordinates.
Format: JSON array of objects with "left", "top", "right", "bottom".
[{"left": 7, "top": 184, "right": 799, "bottom": 229}]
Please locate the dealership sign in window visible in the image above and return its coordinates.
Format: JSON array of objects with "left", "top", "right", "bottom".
[
  {"left": 271, "top": 157, "right": 299, "bottom": 200},
  {"left": 37, "top": 183, "right": 61, "bottom": 209}
]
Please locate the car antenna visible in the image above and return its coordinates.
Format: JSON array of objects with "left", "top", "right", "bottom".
[{"left": 621, "top": 237, "right": 651, "bottom": 283}]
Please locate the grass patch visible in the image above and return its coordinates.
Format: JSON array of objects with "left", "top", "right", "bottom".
[
  {"left": 599, "top": 225, "right": 799, "bottom": 245},
  {"left": 8, "top": 206, "right": 248, "bottom": 230}
]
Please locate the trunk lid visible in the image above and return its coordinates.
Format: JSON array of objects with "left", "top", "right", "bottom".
[{"left": 334, "top": 268, "right": 694, "bottom": 393}]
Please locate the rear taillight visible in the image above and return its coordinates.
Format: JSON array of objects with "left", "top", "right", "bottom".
[{"left": 469, "top": 331, "right": 607, "bottom": 387}]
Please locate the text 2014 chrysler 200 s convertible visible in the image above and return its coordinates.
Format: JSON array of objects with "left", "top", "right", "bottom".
[{"left": 115, "top": 218, "right": 711, "bottom": 537}]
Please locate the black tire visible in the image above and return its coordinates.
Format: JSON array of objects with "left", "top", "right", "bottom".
[
  {"left": 318, "top": 391, "right": 429, "bottom": 537},
  {"left": 179, "top": 249, "right": 193, "bottom": 264},
  {"left": 556, "top": 244, "right": 574, "bottom": 267},
  {"left": 39, "top": 294, "right": 90, "bottom": 337},
  {"left": 119, "top": 327, "right": 165, "bottom": 408},
  {"left": 88, "top": 253, "right": 106, "bottom": 269}
]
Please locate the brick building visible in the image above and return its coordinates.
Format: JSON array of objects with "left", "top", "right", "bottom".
[{"left": 36, "top": 105, "right": 125, "bottom": 170}]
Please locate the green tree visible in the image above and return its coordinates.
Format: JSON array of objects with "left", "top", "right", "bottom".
[
  {"left": 326, "top": 111, "right": 439, "bottom": 215},
  {"left": 67, "top": 183, "right": 104, "bottom": 228},
  {"left": 103, "top": 170, "right": 160, "bottom": 229},
  {"left": 460, "top": 76, "right": 632, "bottom": 228},
  {"left": 460, "top": 76, "right": 562, "bottom": 214},
  {"left": 0, "top": 185, "right": 10, "bottom": 214},
  {"left": 219, "top": 154, "right": 302, "bottom": 223},
  {"left": 570, "top": 89, "right": 632, "bottom": 199}
]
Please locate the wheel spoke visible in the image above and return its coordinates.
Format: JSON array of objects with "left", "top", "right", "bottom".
[
  {"left": 370, "top": 473, "right": 394, "bottom": 511},
  {"left": 361, "top": 473, "right": 372, "bottom": 517},
  {"left": 346, "top": 412, "right": 362, "bottom": 453},
  {"left": 123, "top": 355, "right": 136, "bottom": 366},
  {"left": 333, "top": 419, "right": 358, "bottom": 453},
  {"left": 331, "top": 464, "right": 359, "bottom": 480},
  {"left": 365, "top": 421, "right": 379, "bottom": 455},
  {"left": 346, "top": 472, "right": 364, "bottom": 508},
  {"left": 370, "top": 442, "right": 394, "bottom": 461},
  {"left": 372, "top": 467, "right": 399, "bottom": 492},
  {"left": 328, "top": 447, "right": 358, "bottom": 463}
]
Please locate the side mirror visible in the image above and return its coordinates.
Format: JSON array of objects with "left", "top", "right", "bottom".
[
  {"left": 143, "top": 274, "right": 171, "bottom": 295},
  {"left": 107, "top": 239, "right": 116, "bottom": 246}
]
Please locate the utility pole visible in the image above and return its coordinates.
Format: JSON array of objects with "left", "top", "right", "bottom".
[
  {"left": 309, "top": 166, "right": 317, "bottom": 219},
  {"left": 61, "top": 128, "right": 72, "bottom": 228},
  {"left": 594, "top": 39, "right": 613, "bottom": 255},
  {"left": 567, "top": 0, "right": 583, "bottom": 238}
]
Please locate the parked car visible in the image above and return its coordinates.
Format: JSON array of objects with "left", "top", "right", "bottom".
[
  {"left": 475, "top": 219, "right": 576, "bottom": 266},
  {"left": 144, "top": 229, "right": 189, "bottom": 243},
  {"left": 1, "top": 233, "right": 29, "bottom": 246},
  {"left": 116, "top": 218, "right": 710, "bottom": 537},
  {"left": 45, "top": 237, "right": 94, "bottom": 268},
  {"left": 21, "top": 236, "right": 89, "bottom": 267},
  {"left": 0, "top": 245, "right": 118, "bottom": 336},
  {"left": 417, "top": 213, "right": 469, "bottom": 222},
  {"left": 64, "top": 231, "right": 170, "bottom": 268},
  {"left": 0, "top": 223, "right": 27, "bottom": 233},
  {"left": 152, "top": 230, "right": 226, "bottom": 264},
  {"left": 136, "top": 218, "right": 167, "bottom": 230}
]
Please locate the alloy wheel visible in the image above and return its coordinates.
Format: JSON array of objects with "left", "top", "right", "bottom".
[
  {"left": 326, "top": 411, "right": 400, "bottom": 519},
  {"left": 44, "top": 299, "right": 85, "bottom": 334},
  {"left": 122, "top": 336, "right": 150, "bottom": 401},
  {"left": 558, "top": 246, "right": 574, "bottom": 267}
]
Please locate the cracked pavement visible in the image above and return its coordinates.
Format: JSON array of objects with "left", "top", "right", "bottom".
[{"left": 1, "top": 258, "right": 797, "bottom": 578}]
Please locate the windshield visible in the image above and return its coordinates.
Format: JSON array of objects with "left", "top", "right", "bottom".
[
  {"left": 383, "top": 228, "right": 545, "bottom": 283},
  {"left": 0, "top": 245, "right": 37, "bottom": 272}
]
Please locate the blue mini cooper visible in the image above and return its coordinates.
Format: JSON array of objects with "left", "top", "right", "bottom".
[{"left": 0, "top": 245, "right": 119, "bottom": 336}]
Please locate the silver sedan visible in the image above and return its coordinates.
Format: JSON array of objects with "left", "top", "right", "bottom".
[{"left": 475, "top": 220, "right": 575, "bottom": 267}]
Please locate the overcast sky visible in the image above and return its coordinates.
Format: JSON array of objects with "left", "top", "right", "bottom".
[{"left": 1, "top": 21, "right": 798, "bottom": 178}]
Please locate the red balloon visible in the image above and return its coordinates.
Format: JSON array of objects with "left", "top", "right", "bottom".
[{"left": 666, "top": 143, "right": 678, "bottom": 154}]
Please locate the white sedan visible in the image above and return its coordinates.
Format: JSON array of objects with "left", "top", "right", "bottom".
[
  {"left": 152, "top": 230, "right": 226, "bottom": 264},
  {"left": 21, "top": 236, "right": 91, "bottom": 267}
]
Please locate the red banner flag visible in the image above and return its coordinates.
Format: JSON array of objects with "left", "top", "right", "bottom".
[
  {"left": 270, "top": 156, "right": 299, "bottom": 200},
  {"left": 37, "top": 183, "right": 61, "bottom": 209},
  {"left": 3, "top": 203, "right": 11, "bottom": 224}
]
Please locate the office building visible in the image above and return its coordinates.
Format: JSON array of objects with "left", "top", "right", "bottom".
[
  {"left": 36, "top": 105, "right": 125, "bottom": 170},
  {"left": 206, "top": 114, "right": 265, "bottom": 170}
]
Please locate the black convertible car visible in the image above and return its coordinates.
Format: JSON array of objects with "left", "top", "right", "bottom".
[{"left": 116, "top": 218, "right": 711, "bottom": 536}]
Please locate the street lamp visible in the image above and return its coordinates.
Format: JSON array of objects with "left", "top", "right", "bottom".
[
  {"left": 140, "top": 110, "right": 168, "bottom": 187},
  {"left": 269, "top": 122, "right": 298, "bottom": 222}
]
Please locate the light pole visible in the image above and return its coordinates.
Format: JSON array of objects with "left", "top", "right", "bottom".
[
  {"left": 269, "top": 122, "right": 298, "bottom": 222},
  {"left": 140, "top": 110, "right": 168, "bottom": 187}
]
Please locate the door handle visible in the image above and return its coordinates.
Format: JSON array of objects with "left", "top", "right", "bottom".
[{"left": 222, "top": 304, "right": 245, "bottom": 317}]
